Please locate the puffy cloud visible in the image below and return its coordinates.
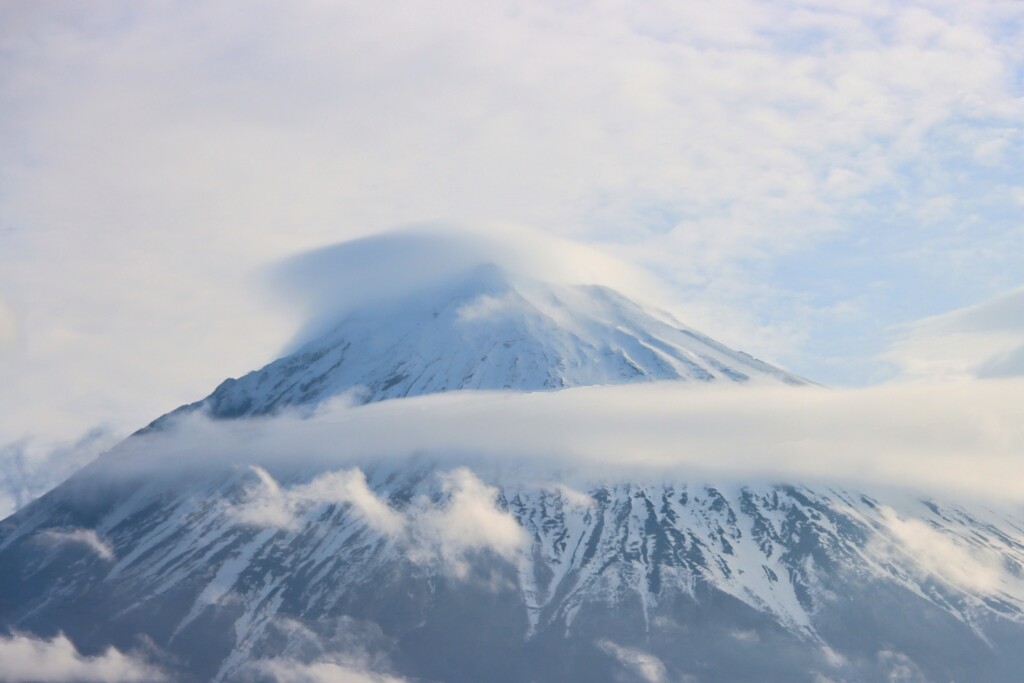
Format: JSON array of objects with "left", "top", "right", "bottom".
[
  {"left": 598, "top": 639, "right": 668, "bottom": 683},
  {"left": 872, "top": 506, "right": 1004, "bottom": 594},
  {"left": 230, "top": 466, "right": 298, "bottom": 531},
  {"left": 230, "top": 467, "right": 403, "bottom": 536},
  {"left": 295, "top": 470, "right": 406, "bottom": 537},
  {"left": 0, "top": 633, "right": 163, "bottom": 683},
  {"left": 37, "top": 528, "right": 115, "bottom": 561},
  {"left": 228, "top": 466, "right": 523, "bottom": 578},
  {"left": 552, "top": 484, "right": 594, "bottom": 509},
  {"left": 257, "top": 660, "right": 406, "bottom": 683},
  {"left": 411, "top": 467, "right": 526, "bottom": 577}
]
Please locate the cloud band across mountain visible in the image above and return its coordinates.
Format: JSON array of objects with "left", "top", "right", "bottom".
[{"left": 110, "top": 379, "right": 1024, "bottom": 502}]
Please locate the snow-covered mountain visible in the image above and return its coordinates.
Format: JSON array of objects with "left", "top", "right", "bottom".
[{"left": 2, "top": 260, "right": 1023, "bottom": 683}]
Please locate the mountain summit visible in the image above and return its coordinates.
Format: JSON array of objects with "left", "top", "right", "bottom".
[{"left": 171, "top": 263, "right": 802, "bottom": 423}]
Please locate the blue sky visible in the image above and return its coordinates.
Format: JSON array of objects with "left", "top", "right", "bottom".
[{"left": 1, "top": 0, "right": 1023, "bottom": 455}]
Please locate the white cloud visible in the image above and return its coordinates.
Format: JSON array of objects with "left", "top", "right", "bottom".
[
  {"left": 229, "top": 467, "right": 298, "bottom": 531},
  {"left": 411, "top": 468, "right": 526, "bottom": 577},
  {"left": 230, "top": 467, "right": 403, "bottom": 536},
  {"left": 553, "top": 484, "right": 594, "bottom": 508},
  {"left": 873, "top": 506, "right": 1003, "bottom": 594},
  {"left": 37, "top": 528, "right": 115, "bottom": 561},
  {"left": 228, "top": 466, "right": 523, "bottom": 578},
  {"left": 598, "top": 639, "right": 668, "bottom": 683},
  {"left": 0, "top": 633, "right": 163, "bottom": 683},
  {"left": 257, "top": 659, "right": 407, "bottom": 683},
  {"left": 293, "top": 470, "right": 406, "bottom": 537},
  {"left": 121, "top": 377, "right": 1024, "bottom": 503}
]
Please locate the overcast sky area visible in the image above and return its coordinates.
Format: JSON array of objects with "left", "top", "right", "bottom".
[{"left": 1, "top": 1, "right": 1023, "bottom": 475}]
